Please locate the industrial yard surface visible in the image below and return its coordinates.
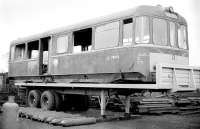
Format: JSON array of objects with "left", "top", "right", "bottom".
[{"left": 1, "top": 112, "right": 200, "bottom": 129}]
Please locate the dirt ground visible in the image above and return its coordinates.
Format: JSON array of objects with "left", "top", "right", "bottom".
[{"left": 1, "top": 113, "right": 200, "bottom": 129}]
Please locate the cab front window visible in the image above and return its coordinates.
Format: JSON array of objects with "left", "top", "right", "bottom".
[
  {"left": 153, "top": 18, "right": 167, "bottom": 46},
  {"left": 135, "top": 16, "right": 150, "bottom": 44},
  {"left": 169, "top": 22, "right": 176, "bottom": 47},
  {"left": 178, "top": 24, "right": 187, "bottom": 49}
]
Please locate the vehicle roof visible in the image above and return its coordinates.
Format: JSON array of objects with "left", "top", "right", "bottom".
[{"left": 11, "top": 5, "right": 187, "bottom": 45}]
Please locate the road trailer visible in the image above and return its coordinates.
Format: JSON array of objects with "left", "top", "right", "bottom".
[{"left": 9, "top": 5, "right": 200, "bottom": 116}]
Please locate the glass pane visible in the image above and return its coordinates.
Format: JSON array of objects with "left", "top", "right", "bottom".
[
  {"left": 95, "top": 22, "right": 119, "bottom": 49},
  {"left": 135, "top": 17, "right": 150, "bottom": 44},
  {"left": 153, "top": 18, "right": 167, "bottom": 45},
  {"left": 178, "top": 25, "right": 187, "bottom": 49},
  {"left": 56, "top": 36, "right": 68, "bottom": 53},
  {"left": 123, "top": 19, "right": 133, "bottom": 46},
  {"left": 170, "top": 22, "right": 176, "bottom": 47}
]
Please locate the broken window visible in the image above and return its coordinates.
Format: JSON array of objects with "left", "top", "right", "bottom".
[
  {"left": 95, "top": 22, "right": 119, "bottom": 49},
  {"left": 123, "top": 18, "right": 133, "bottom": 46},
  {"left": 27, "top": 40, "right": 39, "bottom": 59},
  {"left": 14, "top": 44, "right": 25, "bottom": 60},
  {"left": 73, "top": 28, "right": 92, "bottom": 53},
  {"left": 56, "top": 35, "right": 68, "bottom": 53}
]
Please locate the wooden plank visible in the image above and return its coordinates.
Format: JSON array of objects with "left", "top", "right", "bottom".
[
  {"left": 138, "top": 104, "right": 172, "bottom": 108},
  {"left": 156, "top": 64, "right": 200, "bottom": 92},
  {"left": 141, "top": 98, "right": 171, "bottom": 102},
  {"left": 139, "top": 101, "right": 172, "bottom": 104}
]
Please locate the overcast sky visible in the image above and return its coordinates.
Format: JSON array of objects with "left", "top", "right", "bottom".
[{"left": 0, "top": 0, "right": 199, "bottom": 72}]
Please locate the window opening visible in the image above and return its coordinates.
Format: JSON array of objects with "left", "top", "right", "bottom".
[
  {"left": 153, "top": 18, "right": 167, "bottom": 46},
  {"left": 135, "top": 17, "right": 150, "bottom": 43},
  {"left": 40, "top": 37, "right": 50, "bottom": 74},
  {"left": 27, "top": 40, "right": 39, "bottom": 59},
  {"left": 73, "top": 28, "right": 92, "bottom": 53},
  {"left": 123, "top": 18, "right": 133, "bottom": 46},
  {"left": 15, "top": 44, "right": 25, "bottom": 60}
]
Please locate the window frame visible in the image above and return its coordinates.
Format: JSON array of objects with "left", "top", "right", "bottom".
[
  {"left": 56, "top": 35, "right": 69, "bottom": 54},
  {"left": 14, "top": 43, "right": 26, "bottom": 60},
  {"left": 134, "top": 16, "right": 150, "bottom": 44},
  {"left": 27, "top": 40, "right": 39, "bottom": 59},
  {"left": 94, "top": 20, "right": 120, "bottom": 50},
  {"left": 122, "top": 18, "right": 133, "bottom": 46},
  {"left": 10, "top": 45, "right": 15, "bottom": 61},
  {"left": 73, "top": 28, "right": 93, "bottom": 53},
  {"left": 152, "top": 18, "right": 168, "bottom": 46},
  {"left": 177, "top": 24, "right": 188, "bottom": 50},
  {"left": 169, "top": 21, "right": 176, "bottom": 48}
]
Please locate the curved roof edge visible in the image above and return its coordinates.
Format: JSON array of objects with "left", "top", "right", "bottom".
[{"left": 11, "top": 5, "right": 187, "bottom": 44}]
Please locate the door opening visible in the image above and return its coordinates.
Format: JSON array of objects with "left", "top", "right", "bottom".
[{"left": 40, "top": 37, "right": 50, "bottom": 75}]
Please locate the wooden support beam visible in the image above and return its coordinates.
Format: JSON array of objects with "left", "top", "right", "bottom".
[
  {"left": 190, "top": 69, "right": 196, "bottom": 89},
  {"left": 100, "top": 90, "right": 106, "bottom": 117},
  {"left": 125, "top": 95, "right": 131, "bottom": 116},
  {"left": 172, "top": 68, "right": 177, "bottom": 92}
]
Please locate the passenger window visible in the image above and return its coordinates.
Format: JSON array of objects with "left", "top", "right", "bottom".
[
  {"left": 56, "top": 35, "right": 68, "bottom": 53},
  {"left": 135, "top": 17, "right": 150, "bottom": 44},
  {"left": 95, "top": 22, "right": 119, "bottom": 49},
  {"left": 123, "top": 18, "right": 133, "bottom": 46},
  {"left": 27, "top": 41, "right": 39, "bottom": 59},
  {"left": 14, "top": 44, "right": 25, "bottom": 60},
  {"left": 178, "top": 25, "right": 187, "bottom": 49},
  {"left": 170, "top": 22, "right": 176, "bottom": 47},
  {"left": 153, "top": 18, "right": 167, "bottom": 46},
  {"left": 73, "top": 28, "right": 92, "bottom": 53}
]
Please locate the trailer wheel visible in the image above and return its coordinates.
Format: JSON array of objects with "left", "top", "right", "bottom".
[
  {"left": 53, "top": 92, "right": 62, "bottom": 110},
  {"left": 40, "top": 90, "right": 55, "bottom": 110},
  {"left": 28, "top": 90, "right": 41, "bottom": 108}
]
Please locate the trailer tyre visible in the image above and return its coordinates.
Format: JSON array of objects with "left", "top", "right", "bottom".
[
  {"left": 28, "top": 90, "right": 41, "bottom": 108},
  {"left": 53, "top": 92, "right": 62, "bottom": 110},
  {"left": 40, "top": 90, "right": 55, "bottom": 110}
]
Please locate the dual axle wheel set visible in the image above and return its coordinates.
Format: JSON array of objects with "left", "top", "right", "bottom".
[{"left": 28, "top": 90, "right": 89, "bottom": 111}]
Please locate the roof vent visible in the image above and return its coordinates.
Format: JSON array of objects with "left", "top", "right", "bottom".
[{"left": 165, "top": 6, "right": 174, "bottom": 13}]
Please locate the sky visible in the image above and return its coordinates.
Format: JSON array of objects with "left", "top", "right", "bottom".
[{"left": 0, "top": 0, "right": 199, "bottom": 72}]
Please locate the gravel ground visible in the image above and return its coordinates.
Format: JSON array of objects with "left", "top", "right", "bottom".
[{"left": 1, "top": 113, "right": 200, "bottom": 129}]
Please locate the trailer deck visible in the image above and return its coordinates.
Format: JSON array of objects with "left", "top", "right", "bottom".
[{"left": 14, "top": 64, "right": 200, "bottom": 116}]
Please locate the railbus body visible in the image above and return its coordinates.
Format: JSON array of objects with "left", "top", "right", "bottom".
[{"left": 8, "top": 5, "right": 200, "bottom": 115}]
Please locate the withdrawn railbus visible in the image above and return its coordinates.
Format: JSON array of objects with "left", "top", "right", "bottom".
[{"left": 8, "top": 5, "right": 200, "bottom": 116}]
